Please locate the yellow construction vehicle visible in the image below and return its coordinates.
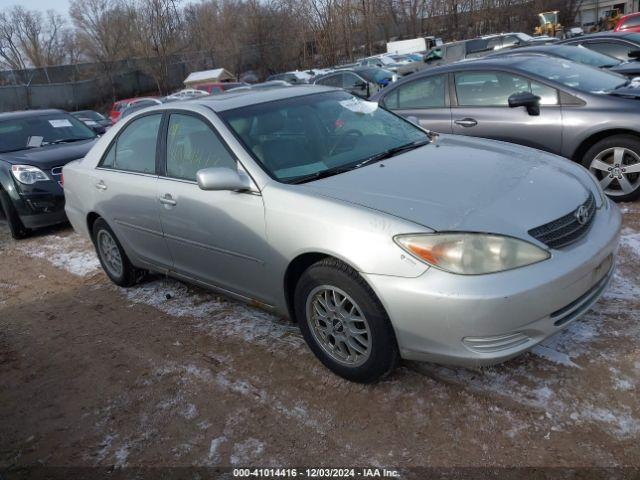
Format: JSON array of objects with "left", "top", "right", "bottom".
[
  {"left": 602, "top": 8, "right": 622, "bottom": 30},
  {"left": 534, "top": 11, "right": 564, "bottom": 38}
]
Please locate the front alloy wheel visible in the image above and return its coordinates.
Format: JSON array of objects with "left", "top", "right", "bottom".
[
  {"left": 584, "top": 135, "right": 640, "bottom": 202},
  {"left": 306, "top": 285, "right": 372, "bottom": 367},
  {"left": 294, "top": 258, "right": 399, "bottom": 383}
]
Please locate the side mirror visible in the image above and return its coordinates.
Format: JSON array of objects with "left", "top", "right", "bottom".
[
  {"left": 629, "top": 50, "right": 640, "bottom": 60},
  {"left": 351, "top": 80, "right": 370, "bottom": 98},
  {"left": 91, "top": 124, "right": 107, "bottom": 135},
  {"left": 196, "top": 167, "right": 253, "bottom": 192},
  {"left": 508, "top": 92, "right": 541, "bottom": 116}
]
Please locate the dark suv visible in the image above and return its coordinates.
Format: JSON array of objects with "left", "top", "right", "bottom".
[{"left": 0, "top": 110, "right": 97, "bottom": 238}]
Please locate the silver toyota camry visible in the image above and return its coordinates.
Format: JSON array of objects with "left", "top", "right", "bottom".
[{"left": 63, "top": 86, "right": 621, "bottom": 383}]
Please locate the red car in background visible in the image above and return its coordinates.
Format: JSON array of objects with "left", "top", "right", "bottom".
[
  {"left": 109, "top": 98, "right": 137, "bottom": 122},
  {"left": 192, "top": 82, "right": 247, "bottom": 94},
  {"left": 614, "top": 12, "right": 640, "bottom": 33}
]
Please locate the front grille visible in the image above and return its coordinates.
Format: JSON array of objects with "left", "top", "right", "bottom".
[
  {"left": 528, "top": 193, "right": 596, "bottom": 249},
  {"left": 51, "top": 166, "right": 63, "bottom": 176}
]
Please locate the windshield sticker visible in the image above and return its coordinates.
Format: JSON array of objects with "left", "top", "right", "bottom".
[
  {"left": 339, "top": 98, "right": 378, "bottom": 115},
  {"left": 49, "top": 119, "right": 73, "bottom": 128}
]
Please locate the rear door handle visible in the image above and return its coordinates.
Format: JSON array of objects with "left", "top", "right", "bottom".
[
  {"left": 159, "top": 193, "right": 177, "bottom": 206},
  {"left": 95, "top": 180, "right": 107, "bottom": 190},
  {"left": 454, "top": 118, "right": 478, "bottom": 128}
]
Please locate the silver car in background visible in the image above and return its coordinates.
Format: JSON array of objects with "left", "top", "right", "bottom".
[
  {"left": 371, "top": 55, "right": 640, "bottom": 201},
  {"left": 63, "top": 86, "right": 621, "bottom": 382}
]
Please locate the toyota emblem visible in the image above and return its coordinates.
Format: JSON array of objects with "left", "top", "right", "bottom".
[{"left": 575, "top": 205, "right": 590, "bottom": 225}]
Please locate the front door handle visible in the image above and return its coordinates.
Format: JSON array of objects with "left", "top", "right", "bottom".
[
  {"left": 95, "top": 180, "right": 107, "bottom": 190},
  {"left": 454, "top": 118, "right": 478, "bottom": 128},
  {"left": 159, "top": 193, "right": 177, "bottom": 206}
]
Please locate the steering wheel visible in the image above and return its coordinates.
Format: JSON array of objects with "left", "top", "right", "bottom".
[{"left": 328, "top": 129, "right": 363, "bottom": 157}]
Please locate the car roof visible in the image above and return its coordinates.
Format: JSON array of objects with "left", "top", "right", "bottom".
[
  {"left": 186, "top": 85, "right": 337, "bottom": 112},
  {"left": 0, "top": 109, "right": 65, "bottom": 121},
  {"left": 562, "top": 31, "right": 638, "bottom": 40}
]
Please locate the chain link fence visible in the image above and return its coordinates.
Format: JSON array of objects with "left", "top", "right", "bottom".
[{"left": 0, "top": 54, "right": 212, "bottom": 112}]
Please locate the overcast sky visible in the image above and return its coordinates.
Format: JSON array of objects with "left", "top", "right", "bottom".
[{"left": 0, "top": 0, "right": 71, "bottom": 14}]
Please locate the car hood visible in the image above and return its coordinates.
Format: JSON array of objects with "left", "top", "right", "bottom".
[
  {"left": 0, "top": 139, "right": 96, "bottom": 170},
  {"left": 302, "top": 135, "right": 593, "bottom": 239}
]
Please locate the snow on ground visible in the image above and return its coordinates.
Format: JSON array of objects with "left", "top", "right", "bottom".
[{"left": 16, "top": 234, "right": 100, "bottom": 277}]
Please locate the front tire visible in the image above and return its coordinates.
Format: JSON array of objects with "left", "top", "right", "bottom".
[
  {"left": 583, "top": 135, "right": 640, "bottom": 202},
  {"left": 92, "top": 218, "right": 139, "bottom": 286},
  {"left": 294, "top": 258, "right": 399, "bottom": 383},
  {"left": 0, "top": 189, "right": 30, "bottom": 239}
]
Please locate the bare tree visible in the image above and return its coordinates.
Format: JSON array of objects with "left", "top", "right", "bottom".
[
  {"left": 134, "top": 0, "right": 184, "bottom": 93},
  {"left": 0, "top": 10, "right": 28, "bottom": 71}
]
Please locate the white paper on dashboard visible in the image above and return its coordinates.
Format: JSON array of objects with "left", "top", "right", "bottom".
[{"left": 49, "top": 119, "right": 73, "bottom": 128}]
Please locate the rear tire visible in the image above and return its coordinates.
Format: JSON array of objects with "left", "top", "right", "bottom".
[
  {"left": 92, "top": 217, "right": 139, "bottom": 286},
  {"left": 294, "top": 258, "right": 399, "bottom": 383},
  {"left": 582, "top": 135, "right": 640, "bottom": 202},
  {"left": 0, "top": 189, "right": 30, "bottom": 239}
]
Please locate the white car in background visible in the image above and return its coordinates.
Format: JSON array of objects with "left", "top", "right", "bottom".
[{"left": 165, "top": 89, "right": 210, "bottom": 100}]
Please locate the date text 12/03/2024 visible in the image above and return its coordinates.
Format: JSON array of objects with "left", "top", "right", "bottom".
[{"left": 232, "top": 468, "right": 401, "bottom": 477}]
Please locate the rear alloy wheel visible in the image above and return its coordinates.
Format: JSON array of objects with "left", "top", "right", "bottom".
[
  {"left": 583, "top": 135, "right": 640, "bottom": 202},
  {"left": 92, "top": 217, "right": 140, "bottom": 286},
  {"left": 294, "top": 258, "right": 399, "bottom": 383}
]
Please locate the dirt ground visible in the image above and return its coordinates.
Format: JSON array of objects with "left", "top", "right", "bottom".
[{"left": 0, "top": 202, "right": 639, "bottom": 477}]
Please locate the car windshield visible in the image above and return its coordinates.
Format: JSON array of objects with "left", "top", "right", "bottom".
[
  {"left": 553, "top": 45, "right": 621, "bottom": 67},
  {"left": 74, "top": 110, "right": 105, "bottom": 121},
  {"left": 377, "top": 56, "right": 395, "bottom": 65},
  {"left": 358, "top": 68, "right": 394, "bottom": 83},
  {"left": 516, "top": 33, "right": 534, "bottom": 42},
  {"left": 221, "top": 91, "right": 429, "bottom": 183},
  {"left": 515, "top": 57, "right": 628, "bottom": 93},
  {"left": 0, "top": 113, "right": 96, "bottom": 153}
]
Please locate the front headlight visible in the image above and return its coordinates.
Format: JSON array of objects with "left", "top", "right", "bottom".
[
  {"left": 11, "top": 165, "right": 49, "bottom": 184},
  {"left": 394, "top": 233, "right": 550, "bottom": 275}
]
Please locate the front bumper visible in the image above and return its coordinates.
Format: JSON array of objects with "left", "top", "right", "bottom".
[
  {"left": 363, "top": 201, "right": 622, "bottom": 367},
  {"left": 10, "top": 179, "right": 67, "bottom": 229}
]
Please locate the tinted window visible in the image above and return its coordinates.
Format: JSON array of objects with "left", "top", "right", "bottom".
[
  {"left": 166, "top": 114, "right": 235, "bottom": 181},
  {"left": 447, "top": 43, "right": 465, "bottom": 60},
  {"left": 342, "top": 73, "right": 362, "bottom": 89},
  {"left": 455, "top": 71, "right": 558, "bottom": 106},
  {"left": 587, "top": 41, "right": 633, "bottom": 60},
  {"left": 385, "top": 75, "right": 446, "bottom": 109},
  {"left": 317, "top": 74, "right": 342, "bottom": 88},
  {"left": 101, "top": 114, "right": 161, "bottom": 173}
]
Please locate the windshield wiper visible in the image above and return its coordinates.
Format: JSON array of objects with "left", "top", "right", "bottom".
[
  {"left": 46, "top": 138, "right": 91, "bottom": 145},
  {"left": 354, "top": 139, "right": 431, "bottom": 169},
  {"left": 287, "top": 165, "right": 356, "bottom": 184},
  {"left": 288, "top": 139, "right": 431, "bottom": 185}
]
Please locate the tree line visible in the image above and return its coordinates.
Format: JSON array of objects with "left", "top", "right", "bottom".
[{"left": 1, "top": 0, "right": 580, "bottom": 93}]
